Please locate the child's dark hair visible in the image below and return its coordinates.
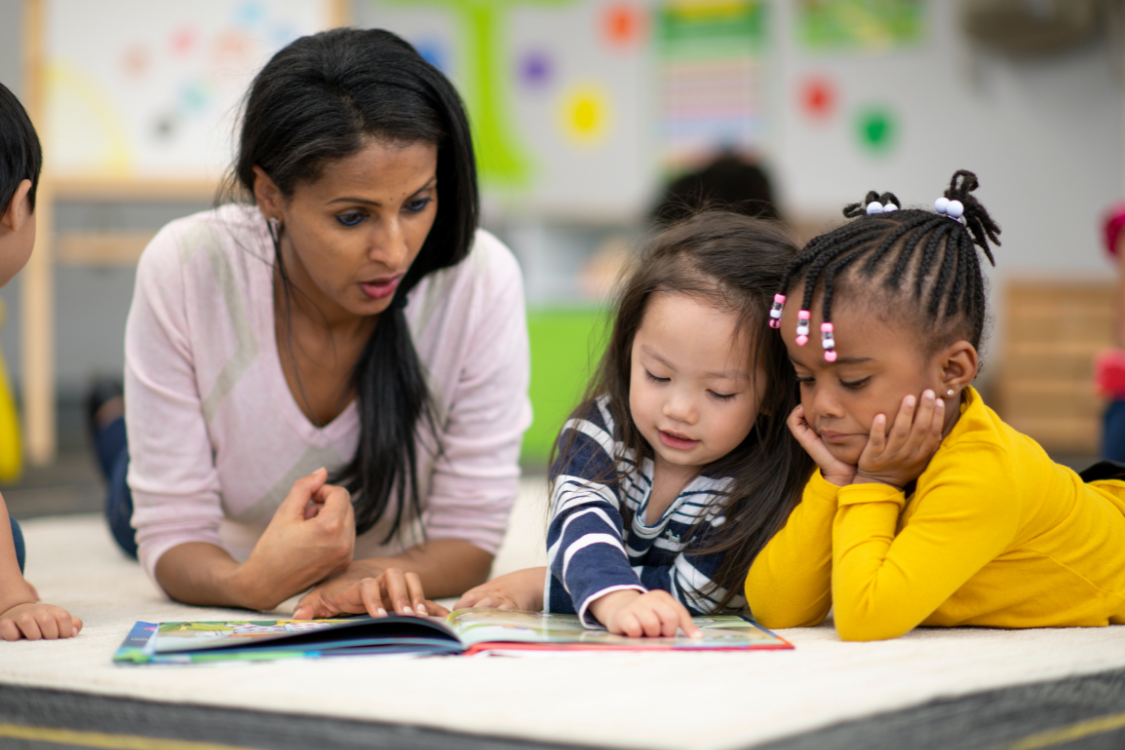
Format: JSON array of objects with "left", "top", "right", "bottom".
[
  {"left": 552, "top": 211, "right": 815, "bottom": 611},
  {"left": 779, "top": 170, "right": 1001, "bottom": 355},
  {"left": 223, "top": 28, "right": 477, "bottom": 541},
  {"left": 0, "top": 82, "right": 42, "bottom": 214}
]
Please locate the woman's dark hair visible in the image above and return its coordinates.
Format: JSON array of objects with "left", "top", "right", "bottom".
[
  {"left": 225, "top": 28, "right": 478, "bottom": 539},
  {"left": 552, "top": 211, "right": 815, "bottom": 611},
  {"left": 0, "top": 82, "right": 42, "bottom": 214},
  {"left": 781, "top": 170, "right": 1001, "bottom": 353}
]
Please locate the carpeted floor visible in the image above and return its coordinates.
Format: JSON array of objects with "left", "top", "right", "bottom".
[{"left": 3, "top": 478, "right": 1125, "bottom": 750}]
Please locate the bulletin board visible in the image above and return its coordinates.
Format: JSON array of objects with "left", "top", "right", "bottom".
[
  {"left": 355, "top": 0, "right": 771, "bottom": 219},
  {"left": 36, "top": 0, "right": 346, "bottom": 191}
]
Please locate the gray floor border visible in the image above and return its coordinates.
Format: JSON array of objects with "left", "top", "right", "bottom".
[{"left": 2, "top": 666, "right": 1125, "bottom": 750}]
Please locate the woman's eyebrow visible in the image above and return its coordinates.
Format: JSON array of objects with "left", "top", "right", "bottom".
[{"left": 326, "top": 176, "right": 437, "bottom": 206}]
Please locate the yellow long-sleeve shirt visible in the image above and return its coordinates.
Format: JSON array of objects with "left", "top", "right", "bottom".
[{"left": 746, "top": 387, "right": 1125, "bottom": 641}]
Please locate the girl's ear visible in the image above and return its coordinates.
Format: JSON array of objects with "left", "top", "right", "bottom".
[
  {"left": 251, "top": 166, "right": 284, "bottom": 223},
  {"left": 0, "top": 180, "right": 33, "bottom": 233},
  {"left": 937, "top": 340, "right": 979, "bottom": 397}
]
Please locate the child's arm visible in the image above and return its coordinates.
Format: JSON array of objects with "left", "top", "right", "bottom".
[
  {"left": 744, "top": 472, "right": 837, "bottom": 628},
  {"left": 744, "top": 404, "right": 848, "bottom": 629},
  {"left": 0, "top": 495, "right": 82, "bottom": 640},
  {"left": 455, "top": 566, "right": 546, "bottom": 612},
  {"left": 831, "top": 393, "right": 1014, "bottom": 641}
]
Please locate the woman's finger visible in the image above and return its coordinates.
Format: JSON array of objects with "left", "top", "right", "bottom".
[
  {"left": 382, "top": 568, "right": 414, "bottom": 615},
  {"left": 404, "top": 572, "right": 427, "bottom": 615},
  {"left": 280, "top": 468, "right": 329, "bottom": 519},
  {"left": 424, "top": 600, "right": 451, "bottom": 618},
  {"left": 360, "top": 578, "right": 388, "bottom": 618}
]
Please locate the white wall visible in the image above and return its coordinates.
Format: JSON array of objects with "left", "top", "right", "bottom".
[
  {"left": 768, "top": 1, "right": 1122, "bottom": 277},
  {"left": 0, "top": 0, "right": 1121, "bottom": 394}
]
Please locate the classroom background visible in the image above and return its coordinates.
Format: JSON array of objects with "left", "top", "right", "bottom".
[{"left": 0, "top": 0, "right": 1121, "bottom": 510}]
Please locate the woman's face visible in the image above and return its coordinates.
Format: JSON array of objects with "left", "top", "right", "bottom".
[{"left": 263, "top": 138, "right": 439, "bottom": 323}]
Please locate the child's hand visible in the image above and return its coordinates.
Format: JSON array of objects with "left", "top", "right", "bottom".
[
  {"left": 455, "top": 566, "right": 546, "bottom": 612},
  {"left": 0, "top": 602, "right": 83, "bottom": 641},
  {"left": 589, "top": 589, "right": 702, "bottom": 638},
  {"left": 855, "top": 390, "right": 945, "bottom": 490},
  {"left": 787, "top": 405, "right": 857, "bottom": 486}
]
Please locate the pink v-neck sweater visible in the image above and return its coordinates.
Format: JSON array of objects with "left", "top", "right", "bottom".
[{"left": 125, "top": 205, "right": 531, "bottom": 587}]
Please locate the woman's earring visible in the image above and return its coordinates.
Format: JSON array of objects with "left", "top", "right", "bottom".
[{"left": 945, "top": 388, "right": 956, "bottom": 398}]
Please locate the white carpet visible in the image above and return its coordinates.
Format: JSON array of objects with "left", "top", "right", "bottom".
[{"left": 3, "top": 477, "right": 1125, "bottom": 750}]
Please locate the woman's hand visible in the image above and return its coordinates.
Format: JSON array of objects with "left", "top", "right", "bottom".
[
  {"left": 787, "top": 405, "right": 857, "bottom": 486},
  {"left": 232, "top": 468, "right": 355, "bottom": 610},
  {"left": 454, "top": 566, "right": 546, "bottom": 612},
  {"left": 292, "top": 566, "right": 448, "bottom": 619},
  {"left": 0, "top": 602, "right": 82, "bottom": 641},
  {"left": 855, "top": 390, "right": 945, "bottom": 490},
  {"left": 588, "top": 589, "right": 701, "bottom": 638}
]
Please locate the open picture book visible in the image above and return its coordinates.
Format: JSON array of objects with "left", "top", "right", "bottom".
[{"left": 114, "top": 608, "right": 792, "bottom": 664}]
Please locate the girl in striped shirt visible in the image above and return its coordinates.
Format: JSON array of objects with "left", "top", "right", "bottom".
[{"left": 457, "top": 212, "right": 814, "bottom": 636}]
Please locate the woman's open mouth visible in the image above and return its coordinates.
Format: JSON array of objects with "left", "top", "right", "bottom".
[{"left": 359, "top": 275, "right": 402, "bottom": 300}]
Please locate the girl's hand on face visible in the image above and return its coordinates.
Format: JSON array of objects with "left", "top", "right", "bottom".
[
  {"left": 454, "top": 566, "right": 546, "bottom": 612},
  {"left": 589, "top": 589, "right": 702, "bottom": 638},
  {"left": 293, "top": 567, "right": 448, "bottom": 620},
  {"left": 787, "top": 404, "right": 857, "bottom": 486},
  {"left": 0, "top": 602, "right": 83, "bottom": 641},
  {"left": 855, "top": 390, "right": 945, "bottom": 490}
]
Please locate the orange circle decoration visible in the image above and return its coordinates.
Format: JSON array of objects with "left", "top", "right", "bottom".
[
  {"left": 799, "top": 76, "right": 836, "bottom": 121},
  {"left": 603, "top": 2, "right": 644, "bottom": 49}
]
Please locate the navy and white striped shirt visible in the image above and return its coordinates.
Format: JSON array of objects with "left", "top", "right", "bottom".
[{"left": 545, "top": 395, "right": 747, "bottom": 627}]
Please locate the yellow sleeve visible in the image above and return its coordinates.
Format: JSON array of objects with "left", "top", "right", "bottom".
[
  {"left": 831, "top": 452, "right": 1020, "bottom": 641},
  {"left": 745, "top": 470, "right": 838, "bottom": 628}
]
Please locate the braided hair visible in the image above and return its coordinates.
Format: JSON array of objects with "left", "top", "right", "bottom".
[{"left": 777, "top": 170, "right": 1001, "bottom": 354}]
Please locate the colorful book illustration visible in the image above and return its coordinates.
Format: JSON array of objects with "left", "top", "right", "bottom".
[{"left": 113, "top": 609, "right": 792, "bottom": 664}]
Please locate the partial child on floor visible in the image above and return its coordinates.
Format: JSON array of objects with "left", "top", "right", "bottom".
[
  {"left": 457, "top": 212, "right": 814, "bottom": 635},
  {"left": 0, "top": 82, "right": 83, "bottom": 640},
  {"left": 747, "top": 170, "right": 1125, "bottom": 641}
]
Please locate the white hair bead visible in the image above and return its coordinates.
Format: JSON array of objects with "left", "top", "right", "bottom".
[
  {"left": 935, "top": 196, "right": 950, "bottom": 213},
  {"left": 883, "top": 203, "right": 898, "bottom": 212},
  {"left": 866, "top": 201, "right": 884, "bottom": 215},
  {"left": 946, "top": 199, "right": 964, "bottom": 218}
]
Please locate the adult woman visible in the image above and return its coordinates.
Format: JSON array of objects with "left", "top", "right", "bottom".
[{"left": 101, "top": 28, "right": 530, "bottom": 617}]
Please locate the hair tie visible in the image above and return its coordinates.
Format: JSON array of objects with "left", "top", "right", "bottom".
[
  {"left": 934, "top": 196, "right": 964, "bottom": 220},
  {"left": 768, "top": 293, "right": 785, "bottom": 328}
]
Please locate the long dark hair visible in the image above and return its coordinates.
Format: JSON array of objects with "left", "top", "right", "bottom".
[
  {"left": 224, "top": 28, "right": 478, "bottom": 539},
  {"left": 552, "top": 211, "right": 815, "bottom": 611}
]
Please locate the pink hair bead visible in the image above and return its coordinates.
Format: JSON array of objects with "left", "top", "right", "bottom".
[
  {"left": 796, "top": 310, "right": 811, "bottom": 346},
  {"left": 768, "top": 293, "right": 786, "bottom": 329},
  {"left": 820, "top": 322, "right": 836, "bottom": 361}
]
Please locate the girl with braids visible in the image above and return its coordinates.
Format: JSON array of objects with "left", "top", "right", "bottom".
[
  {"left": 452, "top": 213, "right": 814, "bottom": 636},
  {"left": 104, "top": 29, "right": 530, "bottom": 617},
  {"left": 746, "top": 170, "right": 1125, "bottom": 641}
]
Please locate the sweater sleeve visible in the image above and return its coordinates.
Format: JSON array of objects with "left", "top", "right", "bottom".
[
  {"left": 545, "top": 408, "right": 645, "bottom": 627},
  {"left": 126, "top": 223, "right": 226, "bottom": 586},
  {"left": 830, "top": 444, "right": 1020, "bottom": 641},
  {"left": 744, "top": 470, "right": 837, "bottom": 628},
  {"left": 420, "top": 235, "right": 532, "bottom": 556}
]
